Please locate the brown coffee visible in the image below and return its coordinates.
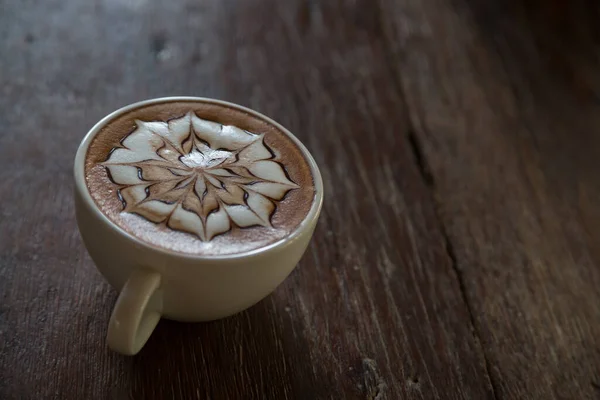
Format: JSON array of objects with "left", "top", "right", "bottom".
[{"left": 85, "top": 100, "right": 316, "bottom": 255}]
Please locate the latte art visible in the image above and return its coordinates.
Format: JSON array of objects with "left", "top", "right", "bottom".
[
  {"left": 84, "top": 100, "right": 315, "bottom": 255},
  {"left": 103, "top": 112, "right": 299, "bottom": 241}
]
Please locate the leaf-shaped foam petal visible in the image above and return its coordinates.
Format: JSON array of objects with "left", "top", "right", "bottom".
[
  {"left": 147, "top": 180, "right": 180, "bottom": 200},
  {"left": 110, "top": 121, "right": 168, "bottom": 163},
  {"left": 141, "top": 121, "right": 171, "bottom": 138},
  {"left": 168, "top": 167, "right": 193, "bottom": 177},
  {"left": 191, "top": 114, "right": 257, "bottom": 150},
  {"left": 168, "top": 204, "right": 205, "bottom": 240},
  {"left": 247, "top": 160, "right": 297, "bottom": 186},
  {"left": 194, "top": 178, "right": 206, "bottom": 198},
  {"left": 106, "top": 165, "right": 143, "bottom": 185},
  {"left": 201, "top": 192, "right": 219, "bottom": 216},
  {"left": 173, "top": 176, "right": 194, "bottom": 190},
  {"left": 191, "top": 116, "right": 223, "bottom": 143},
  {"left": 221, "top": 166, "right": 254, "bottom": 179},
  {"left": 205, "top": 174, "right": 222, "bottom": 189},
  {"left": 140, "top": 165, "right": 188, "bottom": 182},
  {"left": 224, "top": 205, "right": 266, "bottom": 227},
  {"left": 182, "top": 188, "right": 203, "bottom": 215},
  {"left": 158, "top": 147, "right": 183, "bottom": 164},
  {"left": 205, "top": 207, "right": 231, "bottom": 240},
  {"left": 132, "top": 200, "right": 176, "bottom": 223},
  {"left": 238, "top": 136, "right": 272, "bottom": 161},
  {"left": 120, "top": 185, "right": 149, "bottom": 206},
  {"left": 246, "top": 182, "right": 292, "bottom": 200},
  {"left": 220, "top": 125, "right": 257, "bottom": 149},
  {"left": 217, "top": 183, "right": 245, "bottom": 205},
  {"left": 207, "top": 168, "right": 235, "bottom": 177},
  {"left": 246, "top": 191, "right": 274, "bottom": 225},
  {"left": 105, "top": 148, "right": 158, "bottom": 164},
  {"left": 166, "top": 112, "right": 193, "bottom": 153}
]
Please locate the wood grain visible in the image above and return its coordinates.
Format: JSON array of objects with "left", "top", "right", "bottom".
[
  {"left": 381, "top": 0, "right": 600, "bottom": 398},
  {"left": 0, "top": 1, "right": 493, "bottom": 399}
]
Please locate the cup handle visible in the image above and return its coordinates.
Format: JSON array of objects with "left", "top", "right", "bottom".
[{"left": 107, "top": 269, "right": 162, "bottom": 355}]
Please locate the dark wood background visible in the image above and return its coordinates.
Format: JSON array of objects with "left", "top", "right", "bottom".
[{"left": 2, "top": 0, "right": 600, "bottom": 399}]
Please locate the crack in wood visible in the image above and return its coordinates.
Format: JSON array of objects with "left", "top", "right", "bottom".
[
  {"left": 374, "top": 2, "right": 500, "bottom": 396},
  {"left": 406, "top": 126, "right": 500, "bottom": 400}
]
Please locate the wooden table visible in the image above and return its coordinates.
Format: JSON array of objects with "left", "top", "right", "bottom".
[{"left": 2, "top": 1, "right": 600, "bottom": 399}]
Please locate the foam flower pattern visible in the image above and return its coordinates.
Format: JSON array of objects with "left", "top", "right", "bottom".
[{"left": 103, "top": 112, "right": 299, "bottom": 240}]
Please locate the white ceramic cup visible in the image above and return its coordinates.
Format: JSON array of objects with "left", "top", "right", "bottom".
[{"left": 73, "top": 97, "right": 323, "bottom": 355}]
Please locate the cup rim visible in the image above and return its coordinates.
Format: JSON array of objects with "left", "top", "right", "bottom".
[{"left": 74, "top": 96, "right": 324, "bottom": 261}]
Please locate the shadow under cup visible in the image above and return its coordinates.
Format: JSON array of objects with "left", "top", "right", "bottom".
[{"left": 73, "top": 97, "right": 323, "bottom": 355}]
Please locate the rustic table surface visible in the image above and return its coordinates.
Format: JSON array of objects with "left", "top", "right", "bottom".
[{"left": 2, "top": 1, "right": 600, "bottom": 399}]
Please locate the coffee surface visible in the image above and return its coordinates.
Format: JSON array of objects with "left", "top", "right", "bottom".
[{"left": 85, "top": 100, "right": 315, "bottom": 255}]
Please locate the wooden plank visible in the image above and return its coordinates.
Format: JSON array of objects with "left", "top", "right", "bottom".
[
  {"left": 380, "top": 0, "right": 600, "bottom": 398},
  {"left": 0, "top": 0, "right": 494, "bottom": 399}
]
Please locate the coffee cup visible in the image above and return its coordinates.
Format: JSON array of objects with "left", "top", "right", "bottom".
[{"left": 73, "top": 97, "right": 323, "bottom": 355}]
